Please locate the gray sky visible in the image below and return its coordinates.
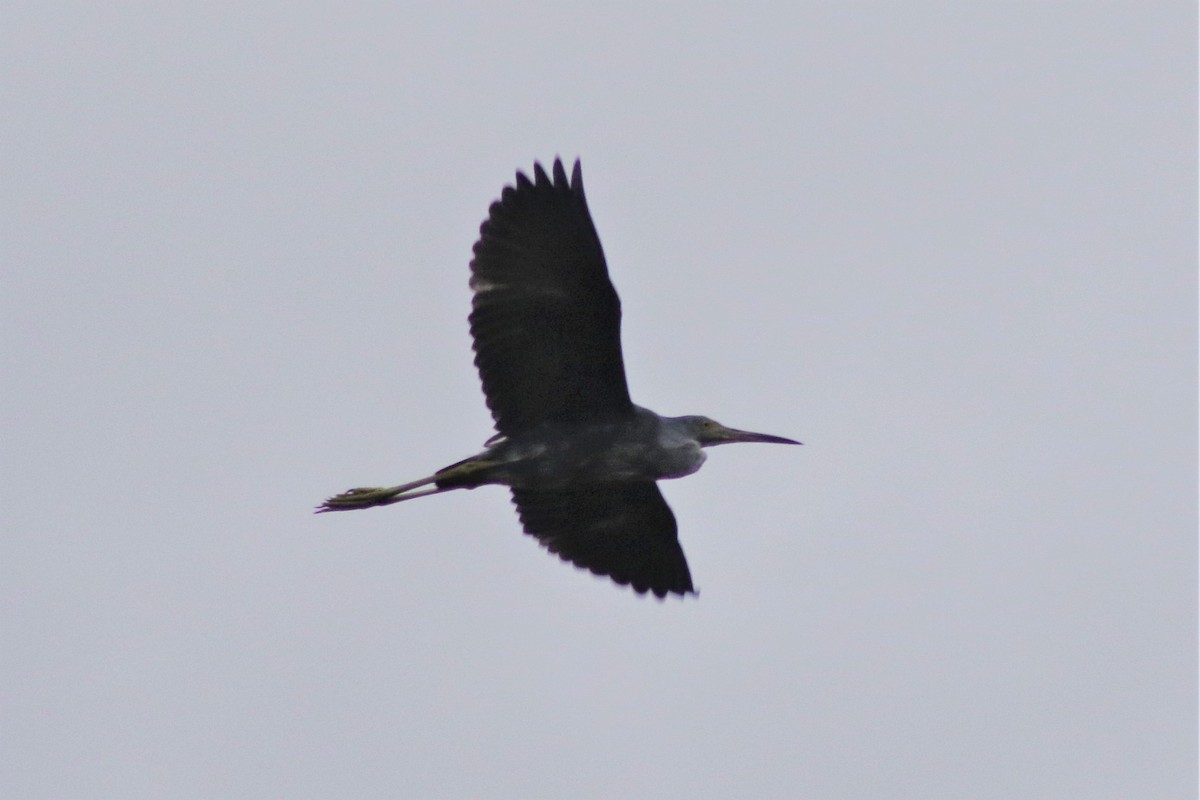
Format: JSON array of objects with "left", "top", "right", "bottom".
[{"left": 3, "top": 3, "right": 1195, "bottom": 798}]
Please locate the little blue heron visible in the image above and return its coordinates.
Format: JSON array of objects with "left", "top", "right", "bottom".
[{"left": 319, "top": 159, "right": 800, "bottom": 597}]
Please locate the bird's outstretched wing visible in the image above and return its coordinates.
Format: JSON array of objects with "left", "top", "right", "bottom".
[
  {"left": 469, "top": 159, "right": 633, "bottom": 437},
  {"left": 510, "top": 483, "right": 695, "bottom": 598}
]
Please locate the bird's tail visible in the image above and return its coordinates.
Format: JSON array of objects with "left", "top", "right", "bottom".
[{"left": 431, "top": 453, "right": 503, "bottom": 489}]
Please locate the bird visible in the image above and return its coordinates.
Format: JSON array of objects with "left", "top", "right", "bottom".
[{"left": 319, "top": 158, "right": 800, "bottom": 597}]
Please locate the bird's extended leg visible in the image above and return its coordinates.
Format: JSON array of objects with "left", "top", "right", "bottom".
[
  {"left": 316, "top": 476, "right": 450, "bottom": 512},
  {"left": 316, "top": 453, "right": 503, "bottom": 513}
]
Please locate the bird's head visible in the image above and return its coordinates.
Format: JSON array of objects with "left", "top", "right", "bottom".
[{"left": 681, "top": 416, "right": 802, "bottom": 448}]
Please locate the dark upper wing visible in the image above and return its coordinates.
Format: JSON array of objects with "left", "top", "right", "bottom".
[
  {"left": 469, "top": 159, "right": 634, "bottom": 437},
  {"left": 510, "top": 483, "right": 694, "bottom": 598}
]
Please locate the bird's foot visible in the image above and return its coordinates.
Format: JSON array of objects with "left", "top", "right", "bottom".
[{"left": 316, "top": 486, "right": 400, "bottom": 512}]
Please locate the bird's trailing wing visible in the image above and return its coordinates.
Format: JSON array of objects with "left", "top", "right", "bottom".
[
  {"left": 510, "top": 483, "right": 695, "bottom": 598},
  {"left": 469, "top": 159, "right": 634, "bottom": 436}
]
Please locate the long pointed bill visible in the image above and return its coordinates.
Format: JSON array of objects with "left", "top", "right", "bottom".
[{"left": 713, "top": 426, "right": 802, "bottom": 446}]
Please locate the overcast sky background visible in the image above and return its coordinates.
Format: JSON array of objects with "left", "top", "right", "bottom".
[{"left": 3, "top": 4, "right": 1195, "bottom": 798}]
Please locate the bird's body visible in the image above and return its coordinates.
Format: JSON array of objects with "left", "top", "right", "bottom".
[
  {"left": 320, "top": 159, "right": 799, "bottom": 597},
  {"left": 443, "top": 408, "right": 709, "bottom": 492}
]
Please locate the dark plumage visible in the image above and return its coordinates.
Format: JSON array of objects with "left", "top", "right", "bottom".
[
  {"left": 470, "top": 160, "right": 631, "bottom": 434},
  {"left": 320, "top": 159, "right": 800, "bottom": 598}
]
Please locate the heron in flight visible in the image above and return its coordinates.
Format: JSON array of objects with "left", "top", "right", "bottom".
[{"left": 319, "top": 159, "right": 800, "bottom": 597}]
